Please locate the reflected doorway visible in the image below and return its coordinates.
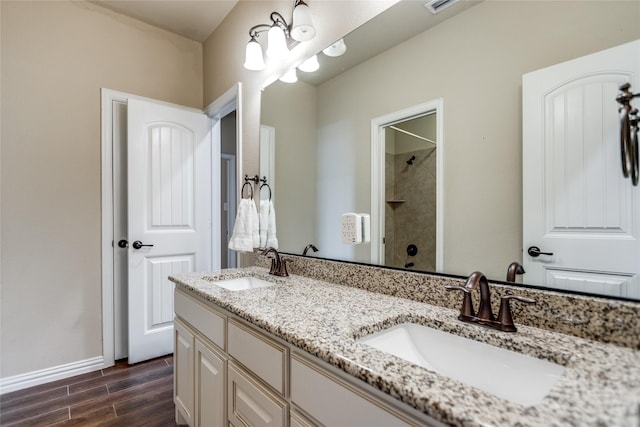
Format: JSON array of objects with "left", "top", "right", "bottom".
[{"left": 371, "top": 99, "right": 444, "bottom": 272}]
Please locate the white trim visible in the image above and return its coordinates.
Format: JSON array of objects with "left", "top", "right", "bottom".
[
  {"left": 204, "top": 84, "right": 239, "bottom": 119},
  {"left": 204, "top": 83, "right": 242, "bottom": 268},
  {"left": 221, "top": 153, "right": 237, "bottom": 268},
  {"left": 101, "top": 88, "right": 126, "bottom": 370},
  {"left": 371, "top": 99, "right": 444, "bottom": 271},
  {"left": 0, "top": 356, "right": 104, "bottom": 395}
]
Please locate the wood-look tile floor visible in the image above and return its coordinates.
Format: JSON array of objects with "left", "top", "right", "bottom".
[{"left": 0, "top": 355, "right": 177, "bottom": 426}]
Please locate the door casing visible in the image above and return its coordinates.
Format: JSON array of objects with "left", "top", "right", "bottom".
[{"left": 370, "top": 99, "right": 444, "bottom": 271}]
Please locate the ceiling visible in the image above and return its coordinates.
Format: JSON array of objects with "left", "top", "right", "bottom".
[
  {"left": 90, "top": 0, "right": 239, "bottom": 42},
  {"left": 297, "top": 0, "right": 478, "bottom": 86}
]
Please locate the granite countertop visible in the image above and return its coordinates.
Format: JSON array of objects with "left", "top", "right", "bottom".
[{"left": 169, "top": 267, "right": 640, "bottom": 427}]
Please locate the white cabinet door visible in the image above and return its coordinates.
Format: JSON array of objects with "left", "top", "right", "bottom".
[
  {"left": 227, "top": 362, "right": 287, "bottom": 427},
  {"left": 195, "top": 338, "right": 226, "bottom": 427},
  {"left": 127, "top": 99, "right": 213, "bottom": 363},
  {"left": 174, "top": 319, "right": 195, "bottom": 426},
  {"left": 523, "top": 39, "right": 640, "bottom": 299}
]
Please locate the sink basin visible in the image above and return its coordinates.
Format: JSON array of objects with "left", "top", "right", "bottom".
[
  {"left": 358, "top": 323, "right": 565, "bottom": 406},
  {"left": 212, "top": 277, "right": 275, "bottom": 291}
]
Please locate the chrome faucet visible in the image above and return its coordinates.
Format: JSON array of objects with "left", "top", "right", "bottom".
[
  {"left": 302, "top": 244, "right": 318, "bottom": 256},
  {"left": 506, "top": 261, "right": 525, "bottom": 282},
  {"left": 261, "top": 247, "right": 289, "bottom": 277},
  {"left": 446, "top": 271, "right": 535, "bottom": 332}
]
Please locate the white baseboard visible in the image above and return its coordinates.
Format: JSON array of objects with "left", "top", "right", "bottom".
[{"left": 0, "top": 356, "right": 105, "bottom": 395}]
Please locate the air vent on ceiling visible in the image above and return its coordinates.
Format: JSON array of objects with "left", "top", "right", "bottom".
[{"left": 425, "top": 0, "right": 460, "bottom": 14}]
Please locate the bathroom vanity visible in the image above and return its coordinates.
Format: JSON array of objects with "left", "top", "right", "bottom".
[{"left": 170, "top": 264, "right": 640, "bottom": 427}]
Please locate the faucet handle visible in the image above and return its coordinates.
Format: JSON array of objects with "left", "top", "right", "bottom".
[
  {"left": 445, "top": 285, "right": 475, "bottom": 321},
  {"left": 497, "top": 295, "right": 536, "bottom": 332}
]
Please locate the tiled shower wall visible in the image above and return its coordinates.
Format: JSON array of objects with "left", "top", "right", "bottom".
[{"left": 385, "top": 148, "right": 436, "bottom": 270}]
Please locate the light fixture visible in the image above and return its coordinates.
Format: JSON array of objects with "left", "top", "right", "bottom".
[
  {"left": 290, "top": 0, "right": 316, "bottom": 42},
  {"left": 279, "top": 68, "right": 298, "bottom": 83},
  {"left": 243, "top": 2, "right": 316, "bottom": 71},
  {"left": 266, "top": 23, "right": 288, "bottom": 59},
  {"left": 243, "top": 36, "right": 265, "bottom": 71},
  {"left": 298, "top": 54, "right": 319, "bottom": 72},
  {"left": 322, "top": 38, "right": 347, "bottom": 57}
]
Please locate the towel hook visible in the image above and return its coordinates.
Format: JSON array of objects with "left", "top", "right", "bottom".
[
  {"left": 244, "top": 174, "right": 260, "bottom": 184},
  {"left": 241, "top": 181, "right": 253, "bottom": 199},
  {"left": 259, "top": 177, "right": 272, "bottom": 201}
]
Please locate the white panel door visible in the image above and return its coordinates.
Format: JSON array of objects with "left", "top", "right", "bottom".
[
  {"left": 128, "top": 98, "right": 212, "bottom": 364},
  {"left": 523, "top": 39, "right": 640, "bottom": 299}
]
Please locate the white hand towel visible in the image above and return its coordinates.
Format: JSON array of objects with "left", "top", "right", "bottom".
[
  {"left": 266, "top": 199, "right": 278, "bottom": 249},
  {"left": 259, "top": 199, "right": 278, "bottom": 249},
  {"left": 259, "top": 199, "right": 269, "bottom": 248},
  {"left": 250, "top": 198, "right": 260, "bottom": 249},
  {"left": 229, "top": 198, "right": 260, "bottom": 252}
]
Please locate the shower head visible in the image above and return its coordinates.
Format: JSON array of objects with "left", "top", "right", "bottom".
[{"left": 407, "top": 155, "right": 416, "bottom": 165}]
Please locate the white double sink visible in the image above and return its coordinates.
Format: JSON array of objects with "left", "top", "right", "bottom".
[
  {"left": 212, "top": 277, "right": 565, "bottom": 406},
  {"left": 358, "top": 323, "right": 565, "bottom": 406}
]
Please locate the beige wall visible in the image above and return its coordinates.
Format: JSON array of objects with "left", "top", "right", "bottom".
[
  {"left": 311, "top": 0, "right": 639, "bottom": 279},
  {"left": 1, "top": 1, "right": 202, "bottom": 378},
  {"left": 0, "top": 0, "right": 395, "bottom": 382},
  {"left": 261, "top": 81, "right": 318, "bottom": 254}
]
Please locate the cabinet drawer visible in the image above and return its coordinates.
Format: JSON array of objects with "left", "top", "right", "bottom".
[
  {"left": 175, "top": 289, "right": 226, "bottom": 350},
  {"left": 291, "top": 355, "right": 414, "bottom": 427},
  {"left": 228, "top": 362, "right": 287, "bottom": 427},
  {"left": 227, "top": 319, "right": 287, "bottom": 395}
]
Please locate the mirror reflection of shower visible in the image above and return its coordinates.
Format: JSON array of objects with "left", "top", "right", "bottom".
[{"left": 384, "top": 113, "right": 437, "bottom": 271}]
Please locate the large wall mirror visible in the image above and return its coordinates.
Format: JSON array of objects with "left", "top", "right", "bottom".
[{"left": 259, "top": 0, "right": 640, "bottom": 301}]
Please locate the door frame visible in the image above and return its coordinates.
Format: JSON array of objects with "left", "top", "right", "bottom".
[
  {"left": 205, "top": 84, "right": 243, "bottom": 269},
  {"left": 370, "top": 99, "right": 444, "bottom": 271},
  {"left": 221, "top": 153, "right": 237, "bottom": 268},
  {"left": 100, "top": 84, "right": 241, "bottom": 367}
]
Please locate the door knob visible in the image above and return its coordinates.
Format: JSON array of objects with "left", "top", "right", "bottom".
[
  {"left": 132, "top": 240, "right": 154, "bottom": 250},
  {"left": 527, "top": 246, "right": 553, "bottom": 258},
  {"left": 117, "top": 239, "right": 128, "bottom": 248}
]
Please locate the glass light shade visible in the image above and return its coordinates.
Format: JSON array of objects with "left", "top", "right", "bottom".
[
  {"left": 323, "top": 38, "right": 347, "bottom": 57},
  {"left": 290, "top": 2, "right": 316, "bottom": 42},
  {"left": 279, "top": 68, "right": 298, "bottom": 83},
  {"left": 267, "top": 25, "right": 288, "bottom": 59},
  {"left": 243, "top": 38, "right": 265, "bottom": 71},
  {"left": 298, "top": 55, "right": 319, "bottom": 72}
]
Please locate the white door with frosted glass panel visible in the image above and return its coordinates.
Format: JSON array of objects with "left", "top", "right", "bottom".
[
  {"left": 523, "top": 39, "right": 640, "bottom": 299},
  {"left": 127, "top": 98, "right": 212, "bottom": 363}
]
